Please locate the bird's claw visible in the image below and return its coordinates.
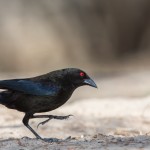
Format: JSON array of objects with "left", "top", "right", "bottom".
[
  {"left": 66, "top": 114, "right": 74, "bottom": 119},
  {"left": 54, "top": 114, "right": 74, "bottom": 120},
  {"left": 41, "top": 138, "right": 60, "bottom": 143},
  {"left": 37, "top": 118, "right": 51, "bottom": 129}
]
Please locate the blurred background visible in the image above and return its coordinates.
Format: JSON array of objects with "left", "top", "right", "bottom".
[{"left": 0, "top": 0, "right": 150, "bottom": 99}]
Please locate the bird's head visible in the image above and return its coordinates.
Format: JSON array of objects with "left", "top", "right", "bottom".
[{"left": 64, "top": 68, "right": 97, "bottom": 89}]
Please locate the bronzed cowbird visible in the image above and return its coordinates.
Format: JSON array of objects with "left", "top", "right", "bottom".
[{"left": 0, "top": 68, "right": 97, "bottom": 141}]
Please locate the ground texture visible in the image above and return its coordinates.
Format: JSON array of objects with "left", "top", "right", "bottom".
[{"left": 0, "top": 70, "right": 150, "bottom": 149}]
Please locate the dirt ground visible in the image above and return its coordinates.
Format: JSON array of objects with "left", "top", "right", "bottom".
[{"left": 1, "top": 70, "right": 150, "bottom": 149}]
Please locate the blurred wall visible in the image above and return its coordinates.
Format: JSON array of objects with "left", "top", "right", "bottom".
[{"left": 0, "top": 0, "right": 150, "bottom": 72}]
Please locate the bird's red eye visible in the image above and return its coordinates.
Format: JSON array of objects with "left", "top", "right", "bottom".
[{"left": 80, "top": 72, "right": 85, "bottom": 77}]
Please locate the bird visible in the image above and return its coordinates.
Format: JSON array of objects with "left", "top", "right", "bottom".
[{"left": 0, "top": 68, "right": 97, "bottom": 142}]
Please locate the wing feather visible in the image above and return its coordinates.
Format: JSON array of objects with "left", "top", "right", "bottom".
[{"left": 0, "top": 79, "right": 59, "bottom": 96}]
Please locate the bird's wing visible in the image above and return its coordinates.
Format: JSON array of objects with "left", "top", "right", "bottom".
[{"left": 0, "top": 79, "right": 60, "bottom": 96}]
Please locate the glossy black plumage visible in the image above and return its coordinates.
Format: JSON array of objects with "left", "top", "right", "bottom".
[{"left": 0, "top": 68, "right": 97, "bottom": 141}]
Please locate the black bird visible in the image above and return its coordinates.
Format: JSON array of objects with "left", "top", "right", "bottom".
[{"left": 0, "top": 68, "right": 97, "bottom": 141}]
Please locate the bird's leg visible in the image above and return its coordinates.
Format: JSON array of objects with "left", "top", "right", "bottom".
[
  {"left": 31, "top": 114, "right": 73, "bottom": 128},
  {"left": 22, "top": 113, "right": 61, "bottom": 142},
  {"left": 22, "top": 113, "right": 42, "bottom": 139}
]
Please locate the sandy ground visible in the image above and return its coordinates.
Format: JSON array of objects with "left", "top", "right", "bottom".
[{"left": 0, "top": 70, "right": 150, "bottom": 149}]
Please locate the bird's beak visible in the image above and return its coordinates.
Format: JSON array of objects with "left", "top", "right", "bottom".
[{"left": 83, "top": 78, "right": 98, "bottom": 88}]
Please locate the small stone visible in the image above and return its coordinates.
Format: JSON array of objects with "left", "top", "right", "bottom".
[
  {"left": 98, "top": 140, "right": 105, "bottom": 143},
  {"left": 71, "top": 137, "right": 77, "bottom": 140},
  {"left": 93, "top": 135, "right": 98, "bottom": 138},
  {"left": 65, "top": 136, "right": 72, "bottom": 140},
  {"left": 111, "top": 139, "right": 118, "bottom": 143},
  {"left": 117, "top": 137, "right": 122, "bottom": 142}
]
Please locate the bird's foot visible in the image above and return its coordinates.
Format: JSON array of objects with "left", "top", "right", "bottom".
[
  {"left": 42, "top": 138, "right": 60, "bottom": 143},
  {"left": 42, "top": 136, "right": 72, "bottom": 143},
  {"left": 37, "top": 114, "right": 73, "bottom": 128}
]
